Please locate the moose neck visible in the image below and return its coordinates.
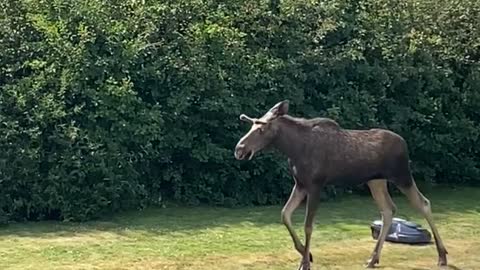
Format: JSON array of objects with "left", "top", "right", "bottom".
[{"left": 272, "top": 117, "right": 310, "bottom": 162}]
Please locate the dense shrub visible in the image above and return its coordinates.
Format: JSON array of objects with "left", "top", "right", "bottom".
[{"left": 1, "top": 0, "right": 479, "bottom": 222}]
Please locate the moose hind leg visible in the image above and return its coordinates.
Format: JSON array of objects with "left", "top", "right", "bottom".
[
  {"left": 398, "top": 181, "right": 448, "bottom": 266},
  {"left": 366, "top": 179, "right": 396, "bottom": 268}
]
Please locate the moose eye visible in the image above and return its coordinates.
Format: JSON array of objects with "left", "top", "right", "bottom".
[{"left": 254, "top": 120, "right": 268, "bottom": 125}]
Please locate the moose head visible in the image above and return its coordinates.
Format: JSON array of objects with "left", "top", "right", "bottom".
[{"left": 234, "top": 100, "right": 289, "bottom": 160}]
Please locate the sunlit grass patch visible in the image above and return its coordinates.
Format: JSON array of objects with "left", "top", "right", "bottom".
[{"left": 1, "top": 187, "right": 479, "bottom": 270}]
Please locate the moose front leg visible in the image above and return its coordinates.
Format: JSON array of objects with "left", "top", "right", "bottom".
[
  {"left": 281, "top": 185, "right": 313, "bottom": 261},
  {"left": 299, "top": 189, "right": 321, "bottom": 270}
]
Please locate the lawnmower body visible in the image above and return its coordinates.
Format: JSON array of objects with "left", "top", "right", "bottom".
[{"left": 370, "top": 218, "right": 432, "bottom": 244}]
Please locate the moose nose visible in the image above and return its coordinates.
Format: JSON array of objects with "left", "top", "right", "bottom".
[{"left": 234, "top": 144, "right": 245, "bottom": 160}]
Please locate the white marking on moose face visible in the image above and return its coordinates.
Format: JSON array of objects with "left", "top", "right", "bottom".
[
  {"left": 234, "top": 123, "right": 264, "bottom": 160},
  {"left": 292, "top": 165, "right": 298, "bottom": 176}
]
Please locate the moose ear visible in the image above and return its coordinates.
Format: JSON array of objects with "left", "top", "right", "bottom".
[{"left": 270, "top": 100, "right": 289, "bottom": 116}]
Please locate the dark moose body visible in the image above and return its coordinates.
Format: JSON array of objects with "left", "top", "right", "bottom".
[{"left": 234, "top": 100, "right": 448, "bottom": 270}]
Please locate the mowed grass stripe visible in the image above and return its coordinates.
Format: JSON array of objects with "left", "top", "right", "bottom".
[{"left": 1, "top": 187, "right": 479, "bottom": 269}]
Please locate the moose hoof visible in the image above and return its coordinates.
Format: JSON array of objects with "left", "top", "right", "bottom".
[
  {"left": 365, "top": 256, "right": 379, "bottom": 268},
  {"left": 297, "top": 258, "right": 311, "bottom": 270},
  {"left": 297, "top": 263, "right": 310, "bottom": 270},
  {"left": 438, "top": 249, "right": 448, "bottom": 266},
  {"left": 438, "top": 257, "right": 448, "bottom": 267}
]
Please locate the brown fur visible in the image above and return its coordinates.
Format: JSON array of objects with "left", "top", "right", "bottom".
[{"left": 273, "top": 114, "right": 413, "bottom": 189}]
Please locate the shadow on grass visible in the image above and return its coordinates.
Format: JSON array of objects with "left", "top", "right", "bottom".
[
  {"left": 1, "top": 186, "right": 479, "bottom": 239},
  {"left": 412, "top": 265, "right": 465, "bottom": 270}
]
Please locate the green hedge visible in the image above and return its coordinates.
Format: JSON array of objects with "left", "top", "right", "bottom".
[{"left": 1, "top": 0, "right": 479, "bottom": 222}]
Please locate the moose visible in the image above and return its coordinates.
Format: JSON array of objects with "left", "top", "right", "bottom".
[{"left": 234, "top": 100, "right": 448, "bottom": 269}]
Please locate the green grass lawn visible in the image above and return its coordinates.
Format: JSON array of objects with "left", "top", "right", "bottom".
[{"left": 1, "top": 187, "right": 479, "bottom": 270}]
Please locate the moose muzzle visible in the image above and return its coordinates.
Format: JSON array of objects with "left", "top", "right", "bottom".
[{"left": 234, "top": 143, "right": 254, "bottom": 160}]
